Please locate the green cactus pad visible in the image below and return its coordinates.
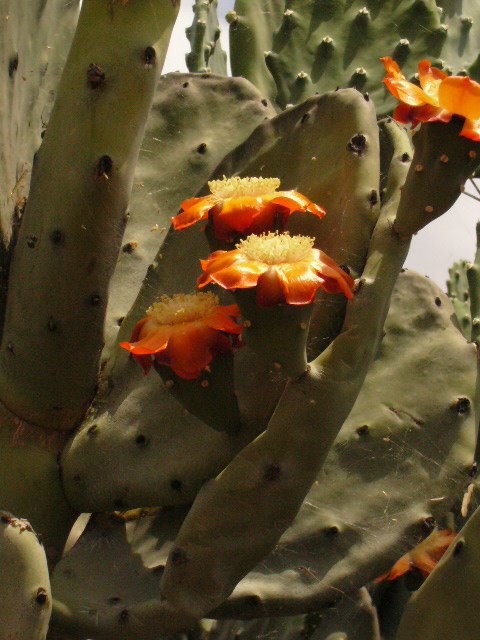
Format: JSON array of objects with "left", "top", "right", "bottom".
[
  {"left": 56, "top": 271, "right": 476, "bottom": 625},
  {"left": 396, "top": 503, "right": 480, "bottom": 639},
  {"left": 210, "top": 271, "right": 476, "bottom": 618},
  {"left": 62, "top": 87, "right": 379, "bottom": 512},
  {"left": 104, "top": 72, "right": 274, "bottom": 352},
  {"left": 204, "top": 589, "right": 380, "bottom": 640},
  {"left": 0, "top": 403, "right": 76, "bottom": 564},
  {"left": 394, "top": 118, "right": 480, "bottom": 238},
  {"left": 251, "top": 0, "right": 442, "bottom": 112},
  {"left": 186, "top": 0, "right": 227, "bottom": 75},
  {"left": 0, "top": 0, "right": 79, "bottom": 247},
  {"left": 0, "top": 511, "right": 52, "bottom": 640},
  {"left": 436, "top": 0, "right": 480, "bottom": 79},
  {"left": 0, "top": 0, "right": 180, "bottom": 430},
  {"left": 50, "top": 513, "right": 196, "bottom": 640},
  {"left": 228, "top": 0, "right": 285, "bottom": 107}
]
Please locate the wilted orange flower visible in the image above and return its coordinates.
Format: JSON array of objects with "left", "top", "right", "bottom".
[
  {"left": 120, "top": 292, "right": 242, "bottom": 379},
  {"left": 197, "top": 232, "right": 354, "bottom": 307},
  {"left": 381, "top": 57, "right": 480, "bottom": 140},
  {"left": 172, "top": 176, "right": 326, "bottom": 242},
  {"left": 375, "top": 529, "right": 456, "bottom": 582}
]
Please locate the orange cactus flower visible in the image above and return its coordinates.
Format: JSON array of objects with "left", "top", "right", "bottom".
[
  {"left": 172, "top": 176, "right": 326, "bottom": 242},
  {"left": 375, "top": 529, "right": 456, "bottom": 582},
  {"left": 381, "top": 57, "right": 480, "bottom": 141},
  {"left": 197, "top": 231, "right": 354, "bottom": 307},
  {"left": 120, "top": 292, "right": 242, "bottom": 379}
]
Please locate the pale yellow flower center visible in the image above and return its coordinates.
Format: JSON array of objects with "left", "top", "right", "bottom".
[
  {"left": 237, "top": 231, "right": 314, "bottom": 265},
  {"left": 208, "top": 176, "right": 281, "bottom": 199},
  {"left": 148, "top": 292, "right": 218, "bottom": 325}
]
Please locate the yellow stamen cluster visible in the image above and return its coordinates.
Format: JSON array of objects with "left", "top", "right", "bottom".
[
  {"left": 237, "top": 231, "right": 314, "bottom": 265},
  {"left": 208, "top": 176, "right": 281, "bottom": 199},
  {"left": 148, "top": 292, "right": 218, "bottom": 325}
]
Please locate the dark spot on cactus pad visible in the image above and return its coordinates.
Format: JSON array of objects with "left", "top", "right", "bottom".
[
  {"left": 35, "top": 588, "right": 48, "bottom": 606},
  {"left": 245, "top": 595, "right": 262, "bottom": 609},
  {"left": 6, "top": 343, "right": 14, "bottom": 354},
  {"left": 8, "top": 54, "right": 19, "bottom": 78},
  {"left": 347, "top": 133, "right": 367, "bottom": 156},
  {"left": 261, "top": 98, "right": 268, "bottom": 107},
  {"left": 96, "top": 155, "right": 113, "bottom": 179},
  {"left": 464, "top": 291, "right": 470, "bottom": 301},
  {"left": 324, "top": 525, "right": 339, "bottom": 538},
  {"left": 170, "top": 547, "right": 189, "bottom": 566},
  {"left": 453, "top": 539, "right": 464, "bottom": 556},
  {"left": 117, "top": 316, "right": 125, "bottom": 326},
  {"left": 143, "top": 46, "right": 156, "bottom": 67},
  {"left": 49, "top": 229, "right": 65, "bottom": 245},
  {"left": 27, "top": 235, "right": 38, "bottom": 249},
  {"left": 401, "top": 152, "right": 411, "bottom": 162},
  {"left": 87, "top": 423, "right": 98, "bottom": 436},
  {"left": 122, "top": 241, "right": 137, "bottom": 254},
  {"left": 356, "top": 424, "right": 369, "bottom": 436},
  {"left": 339, "top": 264, "right": 351, "bottom": 276},
  {"left": 89, "top": 293, "right": 101, "bottom": 306},
  {"left": 119, "top": 608, "right": 129, "bottom": 623},
  {"left": 452, "top": 397, "right": 470, "bottom": 414},
  {"left": 197, "top": 142, "right": 207, "bottom": 154},
  {"left": 47, "top": 317, "right": 57, "bottom": 332},
  {"left": 369, "top": 190, "right": 378, "bottom": 206},
  {"left": 434, "top": 296, "right": 442, "bottom": 306},
  {"left": 87, "top": 63, "right": 105, "bottom": 88},
  {"left": 363, "top": 92, "right": 370, "bottom": 101},
  {"left": 301, "top": 112, "right": 310, "bottom": 123},
  {"left": 170, "top": 479, "right": 183, "bottom": 492},
  {"left": 107, "top": 596, "right": 122, "bottom": 605},
  {"left": 182, "top": 81, "right": 189, "bottom": 88},
  {"left": 264, "top": 463, "right": 282, "bottom": 481},
  {"left": 470, "top": 461, "right": 478, "bottom": 478},
  {"left": 135, "top": 434, "right": 149, "bottom": 447},
  {"left": 421, "top": 516, "right": 436, "bottom": 535}
]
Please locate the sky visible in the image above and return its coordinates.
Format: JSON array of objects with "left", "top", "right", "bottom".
[{"left": 162, "top": 1, "right": 479, "bottom": 291}]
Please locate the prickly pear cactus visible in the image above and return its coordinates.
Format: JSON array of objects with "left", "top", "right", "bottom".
[
  {"left": 0, "top": 511, "right": 52, "bottom": 640},
  {"left": 2, "top": 1, "right": 480, "bottom": 639}
]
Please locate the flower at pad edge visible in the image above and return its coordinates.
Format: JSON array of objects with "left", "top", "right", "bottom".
[
  {"left": 197, "top": 231, "right": 354, "bottom": 307},
  {"left": 381, "top": 57, "right": 480, "bottom": 141},
  {"left": 120, "top": 292, "right": 242, "bottom": 379},
  {"left": 172, "top": 176, "right": 326, "bottom": 242},
  {"left": 375, "top": 529, "right": 456, "bottom": 582}
]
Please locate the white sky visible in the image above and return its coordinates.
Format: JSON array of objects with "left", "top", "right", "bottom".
[{"left": 162, "top": 1, "right": 479, "bottom": 291}]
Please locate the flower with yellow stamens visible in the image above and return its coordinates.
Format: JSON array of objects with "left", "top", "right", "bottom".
[
  {"left": 172, "top": 176, "right": 326, "bottom": 242},
  {"left": 197, "top": 231, "right": 354, "bottom": 307},
  {"left": 120, "top": 292, "right": 242, "bottom": 379},
  {"left": 381, "top": 57, "right": 480, "bottom": 140}
]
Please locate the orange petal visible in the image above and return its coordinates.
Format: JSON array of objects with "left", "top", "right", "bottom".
[
  {"left": 438, "top": 76, "right": 480, "bottom": 122},
  {"left": 460, "top": 117, "right": 480, "bottom": 141},
  {"left": 417, "top": 60, "right": 446, "bottom": 103},
  {"left": 267, "top": 191, "right": 326, "bottom": 219},
  {"left": 204, "top": 306, "right": 243, "bottom": 334},
  {"left": 172, "top": 195, "right": 218, "bottom": 230},
  {"left": 382, "top": 57, "right": 433, "bottom": 107},
  {"left": 256, "top": 267, "right": 288, "bottom": 306},
  {"left": 204, "top": 260, "right": 266, "bottom": 291},
  {"left": 217, "top": 197, "right": 271, "bottom": 234},
  {"left": 166, "top": 324, "right": 216, "bottom": 379},
  {"left": 120, "top": 319, "right": 171, "bottom": 355},
  {"left": 276, "top": 263, "right": 321, "bottom": 305},
  {"left": 375, "top": 556, "right": 412, "bottom": 582}
]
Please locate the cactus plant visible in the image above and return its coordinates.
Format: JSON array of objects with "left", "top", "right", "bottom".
[{"left": 2, "top": 1, "right": 480, "bottom": 639}]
